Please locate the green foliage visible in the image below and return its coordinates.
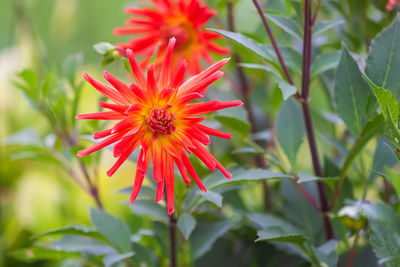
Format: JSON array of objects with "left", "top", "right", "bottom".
[
  {"left": 276, "top": 97, "right": 305, "bottom": 169},
  {"left": 90, "top": 208, "right": 132, "bottom": 253},
  {"left": 4, "top": 1, "right": 400, "bottom": 266},
  {"left": 334, "top": 46, "right": 374, "bottom": 135}
]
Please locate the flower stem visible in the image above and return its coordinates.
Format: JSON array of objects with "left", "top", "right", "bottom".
[
  {"left": 251, "top": 0, "right": 296, "bottom": 87},
  {"left": 251, "top": 0, "right": 323, "bottom": 214},
  {"left": 168, "top": 213, "right": 177, "bottom": 267},
  {"left": 300, "top": 0, "right": 333, "bottom": 240},
  {"left": 345, "top": 232, "right": 360, "bottom": 267},
  {"left": 227, "top": 1, "right": 271, "bottom": 210}
]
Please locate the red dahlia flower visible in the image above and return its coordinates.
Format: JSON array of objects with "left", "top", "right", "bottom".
[
  {"left": 76, "top": 38, "right": 242, "bottom": 214},
  {"left": 387, "top": 0, "right": 400, "bottom": 10},
  {"left": 113, "top": 0, "right": 229, "bottom": 74}
]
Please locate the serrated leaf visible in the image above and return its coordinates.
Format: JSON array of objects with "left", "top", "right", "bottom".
[
  {"left": 32, "top": 225, "right": 104, "bottom": 241},
  {"left": 278, "top": 79, "right": 297, "bottom": 100},
  {"left": 334, "top": 46, "right": 373, "bottom": 135},
  {"left": 276, "top": 97, "right": 305, "bottom": 168},
  {"left": 365, "top": 16, "right": 400, "bottom": 100},
  {"left": 369, "top": 78, "right": 399, "bottom": 121},
  {"left": 369, "top": 221, "right": 400, "bottom": 267},
  {"left": 177, "top": 213, "right": 196, "bottom": 240},
  {"left": 265, "top": 13, "right": 303, "bottom": 39},
  {"left": 311, "top": 50, "right": 341, "bottom": 78},
  {"left": 190, "top": 221, "right": 233, "bottom": 259},
  {"left": 90, "top": 208, "right": 132, "bottom": 253}
]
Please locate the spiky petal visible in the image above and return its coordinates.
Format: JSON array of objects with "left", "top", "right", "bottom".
[{"left": 77, "top": 38, "right": 242, "bottom": 214}]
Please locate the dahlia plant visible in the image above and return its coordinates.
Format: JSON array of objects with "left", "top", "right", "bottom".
[{"left": 7, "top": 0, "right": 400, "bottom": 266}]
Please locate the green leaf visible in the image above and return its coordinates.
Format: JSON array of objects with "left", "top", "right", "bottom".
[
  {"left": 365, "top": 16, "right": 400, "bottom": 99},
  {"left": 103, "top": 252, "right": 135, "bottom": 267},
  {"left": 341, "top": 115, "right": 384, "bottom": 175},
  {"left": 204, "top": 167, "right": 293, "bottom": 189},
  {"left": 315, "top": 240, "right": 338, "bottom": 267},
  {"left": 370, "top": 137, "right": 397, "bottom": 180},
  {"left": 190, "top": 221, "right": 233, "bottom": 259},
  {"left": 278, "top": 79, "right": 297, "bottom": 100},
  {"left": 199, "top": 191, "right": 223, "bottom": 207},
  {"left": 334, "top": 46, "right": 373, "bottom": 135},
  {"left": 32, "top": 225, "right": 105, "bottom": 241},
  {"left": 210, "top": 29, "right": 275, "bottom": 62},
  {"left": 177, "top": 213, "right": 196, "bottom": 240},
  {"left": 311, "top": 50, "right": 341, "bottom": 78},
  {"left": 369, "top": 221, "right": 400, "bottom": 267},
  {"left": 90, "top": 208, "right": 132, "bottom": 253},
  {"left": 265, "top": 14, "right": 303, "bottom": 39},
  {"left": 256, "top": 226, "right": 307, "bottom": 245},
  {"left": 239, "top": 63, "right": 281, "bottom": 78},
  {"left": 129, "top": 199, "right": 167, "bottom": 221},
  {"left": 385, "top": 167, "right": 400, "bottom": 198},
  {"left": 296, "top": 173, "right": 339, "bottom": 184},
  {"left": 369, "top": 78, "right": 399, "bottom": 121},
  {"left": 11, "top": 247, "right": 79, "bottom": 263},
  {"left": 214, "top": 115, "right": 250, "bottom": 138},
  {"left": 247, "top": 213, "right": 300, "bottom": 232},
  {"left": 313, "top": 20, "right": 345, "bottom": 36},
  {"left": 276, "top": 97, "right": 305, "bottom": 168},
  {"left": 51, "top": 235, "right": 114, "bottom": 255}
]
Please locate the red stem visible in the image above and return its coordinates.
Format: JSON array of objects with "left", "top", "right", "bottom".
[{"left": 300, "top": 0, "right": 333, "bottom": 240}]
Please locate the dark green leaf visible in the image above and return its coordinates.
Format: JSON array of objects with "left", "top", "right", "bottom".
[
  {"left": 90, "top": 208, "right": 132, "bottom": 253},
  {"left": 256, "top": 226, "right": 307, "bottom": 245},
  {"left": 276, "top": 97, "right": 305, "bottom": 168},
  {"left": 369, "top": 221, "right": 400, "bottom": 267},
  {"left": 190, "top": 221, "right": 233, "bottom": 259},
  {"left": 334, "top": 46, "right": 373, "bottom": 135},
  {"left": 177, "top": 213, "right": 196, "bottom": 240},
  {"left": 365, "top": 16, "right": 400, "bottom": 100}
]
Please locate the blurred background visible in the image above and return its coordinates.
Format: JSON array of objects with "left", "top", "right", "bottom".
[
  {"left": 0, "top": 1, "right": 141, "bottom": 266},
  {"left": 1, "top": 0, "right": 399, "bottom": 266}
]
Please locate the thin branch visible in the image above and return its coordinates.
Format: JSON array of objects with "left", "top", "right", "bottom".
[
  {"left": 249, "top": 0, "right": 321, "bottom": 212},
  {"left": 300, "top": 0, "right": 333, "bottom": 240},
  {"left": 251, "top": 0, "right": 296, "bottom": 87}
]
